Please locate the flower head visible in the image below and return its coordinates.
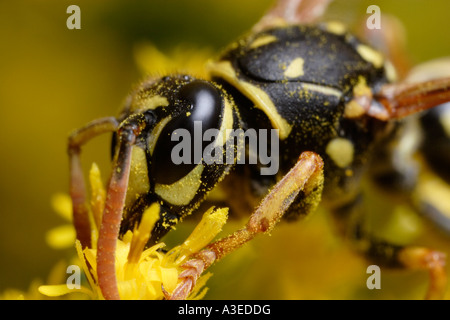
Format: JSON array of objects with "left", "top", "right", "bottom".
[{"left": 39, "top": 163, "right": 228, "bottom": 300}]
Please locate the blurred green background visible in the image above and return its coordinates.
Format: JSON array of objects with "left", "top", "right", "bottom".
[{"left": 0, "top": 0, "right": 449, "bottom": 299}]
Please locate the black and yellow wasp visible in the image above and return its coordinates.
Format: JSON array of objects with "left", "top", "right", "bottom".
[{"left": 68, "top": 0, "right": 450, "bottom": 299}]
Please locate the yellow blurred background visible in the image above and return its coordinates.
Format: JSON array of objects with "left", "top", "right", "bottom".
[{"left": 0, "top": 0, "right": 449, "bottom": 299}]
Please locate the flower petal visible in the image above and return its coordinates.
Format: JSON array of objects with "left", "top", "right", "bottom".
[
  {"left": 183, "top": 207, "right": 228, "bottom": 253},
  {"left": 89, "top": 162, "right": 105, "bottom": 230},
  {"left": 38, "top": 284, "right": 93, "bottom": 298},
  {"left": 160, "top": 267, "right": 179, "bottom": 293},
  {"left": 45, "top": 225, "right": 76, "bottom": 249},
  {"left": 51, "top": 193, "right": 72, "bottom": 222},
  {"left": 128, "top": 203, "right": 159, "bottom": 264}
]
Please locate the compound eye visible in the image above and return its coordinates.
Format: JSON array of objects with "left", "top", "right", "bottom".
[{"left": 151, "top": 80, "right": 223, "bottom": 185}]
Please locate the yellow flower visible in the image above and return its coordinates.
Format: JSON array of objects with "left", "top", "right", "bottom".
[
  {"left": 134, "top": 42, "right": 213, "bottom": 79},
  {"left": 1, "top": 260, "right": 80, "bottom": 300},
  {"left": 39, "top": 163, "right": 228, "bottom": 300},
  {"left": 45, "top": 193, "right": 76, "bottom": 250},
  {"left": 0, "top": 280, "right": 43, "bottom": 300}
]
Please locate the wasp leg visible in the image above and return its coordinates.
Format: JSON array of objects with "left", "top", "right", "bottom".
[
  {"left": 332, "top": 194, "right": 447, "bottom": 300},
  {"left": 398, "top": 247, "right": 447, "bottom": 300},
  {"left": 253, "top": 0, "right": 333, "bottom": 32},
  {"left": 165, "top": 151, "right": 324, "bottom": 300},
  {"left": 68, "top": 117, "right": 119, "bottom": 249},
  {"left": 372, "top": 77, "right": 450, "bottom": 120},
  {"left": 362, "top": 119, "right": 448, "bottom": 299}
]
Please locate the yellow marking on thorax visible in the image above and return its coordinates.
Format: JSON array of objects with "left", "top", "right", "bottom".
[
  {"left": 301, "top": 83, "right": 342, "bottom": 98},
  {"left": 344, "top": 100, "right": 365, "bottom": 118},
  {"left": 356, "top": 44, "right": 384, "bottom": 68},
  {"left": 325, "top": 138, "right": 354, "bottom": 168},
  {"left": 284, "top": 57, "right": 305, "bottom": 78},
  {"left": 344, "top": 76, "right": 372, "bottom": 118},
  {"left": 353, "top": 76, "right": 372, "bottom": 96},
  {"left": 238, "top": 81, "right": 292, "bottom": 139},
  {"left": 325, "top": 21, "right": 347, "bottom": 35},
  {"left": 249, "top": 35, "right": 278, "bottom": 49},
  {"left": 207, "top": 60, "right": 292, "bottom": 139},
  {"left": 154, "top": 164, "right": 204, "bottom": 206}
]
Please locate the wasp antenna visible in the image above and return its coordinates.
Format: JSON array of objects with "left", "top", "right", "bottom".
[
  {"left": 96, "top": 115, "right": 147, "bottom": 300},
  {"left": 372, "top": 77, "right": 450, "bottom": 120},
  {"left": 68, "top": 148, "right": 91, "bottom": 249},
  {"left": 68, "top": 117, "right": 119, "bottom": 249}
]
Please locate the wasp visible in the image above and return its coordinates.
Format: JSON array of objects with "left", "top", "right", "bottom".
[{"left": 68, "top": 0, "right": 450, "bottom": 299}]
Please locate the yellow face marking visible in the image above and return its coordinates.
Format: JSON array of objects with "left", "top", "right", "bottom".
[
  {"left": 326, "top": 138, "right": 354, "bottom": 168},
  {"left": 148, "top": 116, "right": 172, "bottom": 156},
  {"left": 249, "top": 35, "right": 278, "bottom": 49},
  {"left": 440, "top": 107, "right": 450, "bottom": 138},
  {"left": 132, "top": 95, "right": 169, "bottom": 112},
  {"left": 357, "top": 44, "right": 384, "bottom": 69},
  {"left": 154, "top": 164, "right": 204, "bottom": 206},
  {"left": 216, "top": 97, "right": 234, "bottom": 146},
  {"left": 325, "top": 21, "right": 347, "bottom": 35},
  {"left": 125, "top": 146, "right": 150, "bottom": 208},
  {"left": 284, "top": 57, "right": 305, "bottom": 78},
  {"left": 207, "top": 60, "right": 292, "bottom": 139}
]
